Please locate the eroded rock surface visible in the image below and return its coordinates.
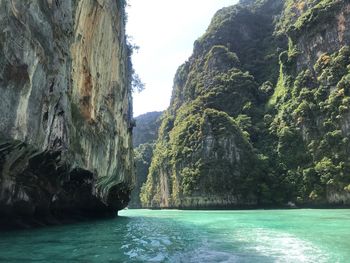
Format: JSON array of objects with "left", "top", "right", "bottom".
[{"left": 0, "top": 0, "right": 133, "bottom": 228}]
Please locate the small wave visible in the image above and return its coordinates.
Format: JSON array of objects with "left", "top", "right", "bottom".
[
  {"left": 171, "top": 249, "right": 241, "bottom": 263},
  {"left": 234, "top": 228, "right": 330, "bottom": 263}
]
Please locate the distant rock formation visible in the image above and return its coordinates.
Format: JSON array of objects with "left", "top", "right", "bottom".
[
  {"left": 130, "top": 111, "right": 162, "bottom": 208},
  {"left": 133, "top": 111, "right": 163, "bottom": 147}
]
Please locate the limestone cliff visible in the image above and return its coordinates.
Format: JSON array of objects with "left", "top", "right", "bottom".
[
  {"left": 271, "top": 0, "right": 350, "bottom": 205},
  {"left": 141, "top": 0, "right": 285, "bottom": 208},
  {"left": 141, "top": 0, "right": 350, "bottom": 208},
  {"left": 133, "top": 111, "right": 163, "bottom": 148},
  {"left": 0, "top": 0, "right": 134, "bottom": 227},
  {"left": 129, "top": 111, "right": 162, "bottom": 208}
]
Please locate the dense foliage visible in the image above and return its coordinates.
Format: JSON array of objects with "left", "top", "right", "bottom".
[
  {"left": 130, "top": 112, "right": 163, "bottom": 207},
  {"left": 129, "top": 143, "right": 155, "bottom": 208},
  {"left": 139, "top": 0, "right": 350, "bottom": 208}
]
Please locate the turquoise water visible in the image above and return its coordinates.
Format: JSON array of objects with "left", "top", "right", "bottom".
[{"left": 0, "top": 209, "right": 350, "bottom": 262}]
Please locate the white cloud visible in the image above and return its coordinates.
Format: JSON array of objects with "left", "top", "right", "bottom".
[{"left": 126, "top": 0, "right": 238, "bottom": 117}]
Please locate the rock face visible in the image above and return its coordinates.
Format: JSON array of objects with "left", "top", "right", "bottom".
[
  {"left": 129, "top": 111, "right": 162, "bottom": 208},
  {"left": 129, "top": 143, "right": 154, "bottom": 208},
  {"left": 140, "top": 0, "right": 350, "bottom": 208},
  {"left": 271, "top": 0, "right": 350, "bottom": 206},
  {"left": 140, "top": 0, "right": 284, "bottom": 209},
  {"left": 133, "top": 111, "right": 162, "bottom": 148},
  {"left": 0, "top": 0, "right": 134, "bottom": 227}
]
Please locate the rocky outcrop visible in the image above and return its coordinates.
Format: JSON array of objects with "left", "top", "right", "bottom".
[
  {"left": 144, "top": 109, "right": 259, "bottom": 209},
  {"left": 281, "top": 1, "right": 350, "bottom": 71},
  {"left": 0, "top": 0, "right": 134, "bottom": 228},
  {"left": 140, "top": 0, "right": 284, "bottom": 209},
  {"left": 140, "top": 0, "right": 350, "bottom": 209}
]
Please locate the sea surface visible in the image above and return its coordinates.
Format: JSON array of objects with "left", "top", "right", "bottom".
[{"left": 0, "top": 209, "right": 349, "bottom": 262}]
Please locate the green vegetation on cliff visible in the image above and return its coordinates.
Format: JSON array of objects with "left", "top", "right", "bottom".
[
  {"left": 129, "top": 112, "right": 163, "bottom": 207},
  {"left": 140, "top": 0, "right": 350, "bottom": 208}
]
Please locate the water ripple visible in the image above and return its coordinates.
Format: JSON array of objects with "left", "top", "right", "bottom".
[{"left": 0, "top": 209, "right": 349, "bottom": 262}]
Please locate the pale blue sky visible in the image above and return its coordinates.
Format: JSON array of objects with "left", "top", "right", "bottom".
[{"left": 126, "top": 0, "right": 238, "bottom": 117}]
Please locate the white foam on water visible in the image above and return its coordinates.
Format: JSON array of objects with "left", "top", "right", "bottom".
[
  {"left": 171, "top": 248, "right": 241, "bottom": 263},
  {"left": 233, "top": 227, "right": 330, "bottom": 263},
  {"left": 149, "top": 253, "right": 166, "bottom": 262}
]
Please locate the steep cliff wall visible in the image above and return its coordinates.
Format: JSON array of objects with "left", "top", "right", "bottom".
[
  {"left": 133, "top": 111, "right": 162, "bottom": 148},
  {"left": 129, "top": 111, "right": 162, "bottom": 208},
  {"left": 130, "top": 142, "right": 154, "bottom": 208},
  {"left": 141, "top": 0, "right": 285, "bottom": 209},
  {"left": 270, "top": 0, "right": 350, "bottom": 205},
  {"left": 0, "top": 0, "right": 134, "bottom": 227},
  {"left": 141, "top": 0, "right": 350, "bottom": 209}
]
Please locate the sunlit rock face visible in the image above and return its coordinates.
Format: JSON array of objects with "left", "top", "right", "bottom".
[{"left": 0, "top": 0, "right": 134, "bottom": 227}]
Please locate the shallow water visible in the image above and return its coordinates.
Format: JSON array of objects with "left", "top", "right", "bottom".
[{"left": 0, "top": 209, "right": 349, "bottom": 262}]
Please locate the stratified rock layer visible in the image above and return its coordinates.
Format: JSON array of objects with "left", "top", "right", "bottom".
[{"left": 0, "top": 0, "right": 134, "bottom": 227}]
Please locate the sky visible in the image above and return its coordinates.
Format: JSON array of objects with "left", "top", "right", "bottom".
[{"left": 126, "top": 0, "right": 238, "bottom": 117}]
